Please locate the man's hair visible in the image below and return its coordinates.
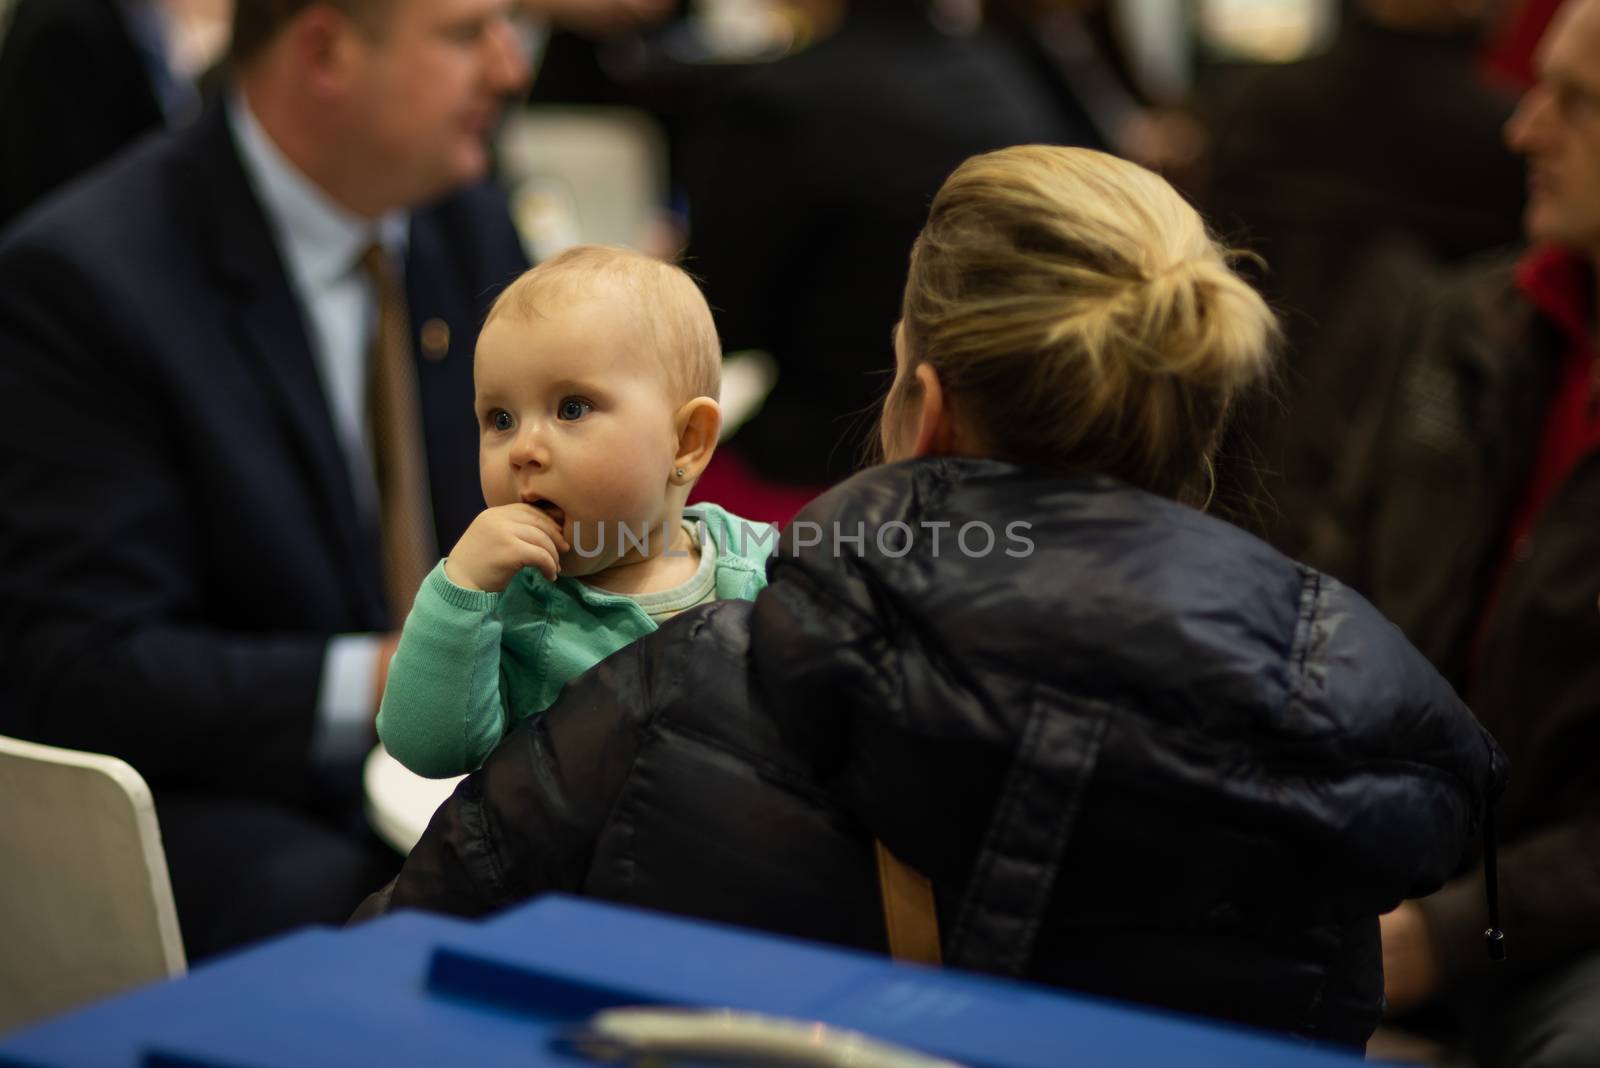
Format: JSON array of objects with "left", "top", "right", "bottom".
[
  {"left": 485, "top": 246, "right": 722, "bottom": 404},
  {"left": 230, "top": 0, "right": 386, "bottom": 66}
]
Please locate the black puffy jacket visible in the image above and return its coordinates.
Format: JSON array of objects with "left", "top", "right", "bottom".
[{"left": 364, "top": 460, "right": 1506, "bottom": 1046}]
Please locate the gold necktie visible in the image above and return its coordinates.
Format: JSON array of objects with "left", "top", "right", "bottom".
[{"left": 360, "top": 244, "right": 437, "bottom": 620}]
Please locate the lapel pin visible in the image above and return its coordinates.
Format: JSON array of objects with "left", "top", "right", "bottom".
[{"left": 420, "top": 318, "right": 450, "bottom": 361}]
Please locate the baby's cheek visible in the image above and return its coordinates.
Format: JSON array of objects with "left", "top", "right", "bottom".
[
  {"left": 478, "top": 464, "right": 515, "bottom": 507},
  {"left": 593, "top": 454, "right": 666, "bottom": 515}
]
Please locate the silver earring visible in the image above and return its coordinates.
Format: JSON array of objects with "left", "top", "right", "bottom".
[{"left": 675, "top": 467, "right": 686, "bottom": 479}]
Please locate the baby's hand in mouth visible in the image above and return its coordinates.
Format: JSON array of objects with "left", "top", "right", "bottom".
[
  {"left": 528, "top": 499, "right": 565, "bottom": 528},
  {"left": 446, "top": 501, "right": 570, "bottom": 590}
]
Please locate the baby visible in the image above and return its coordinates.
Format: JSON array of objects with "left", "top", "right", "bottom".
[{"left": 378, "top": 246, "right": 776, "bottom": 777}]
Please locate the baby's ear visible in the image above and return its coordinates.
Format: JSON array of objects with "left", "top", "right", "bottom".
[{"left": 672, "top": 397, "right": 722, "bottom": 484}]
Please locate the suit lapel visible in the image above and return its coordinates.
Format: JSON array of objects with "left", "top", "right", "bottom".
[
  {"left": 187, "top": 106, "right": 387, "bottom": 623},
  {"left": 404, "top": 213, "right": 463, "bottom": 509}
]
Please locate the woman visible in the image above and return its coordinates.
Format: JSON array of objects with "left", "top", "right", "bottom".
[{"left": 359, "top": 146, "right": 1504, "bottom": 1047}]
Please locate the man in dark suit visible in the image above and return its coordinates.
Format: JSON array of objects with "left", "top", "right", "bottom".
[{"left": 0, "top": 0, "right": 529, "bottom": 958}]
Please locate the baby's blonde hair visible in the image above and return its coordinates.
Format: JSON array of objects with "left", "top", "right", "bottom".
[
  {"left": 485, "top": 245, "right": 721, "bottom": 403},
  {"left": 898, "top": 145, "right": 1278, "bottom": 504}
]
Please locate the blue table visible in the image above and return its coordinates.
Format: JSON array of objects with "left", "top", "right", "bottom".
[{"left": 1, "top": 895, "right": 1364, "bottom": 1067}]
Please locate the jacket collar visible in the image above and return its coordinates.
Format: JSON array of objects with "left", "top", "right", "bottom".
[
  {"left": 756, "top": 458, "right": 1294, "bottom": 744},
  {"left": 1517, "top": 244, "right": 1595, "bottom": 350}
]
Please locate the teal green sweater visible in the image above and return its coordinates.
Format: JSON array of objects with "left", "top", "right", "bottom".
[{"left": 377, "top": 504, "right": 774, "bottom": 778}]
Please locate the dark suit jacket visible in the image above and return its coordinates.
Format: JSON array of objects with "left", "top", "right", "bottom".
[
  {"left": 681, "top": 10, "right": 1072, "bottom": 485},
  {"left": 0, "top": 0, "right": 167, "bottom": 232},
  {"left": 0, "top": 103, "right": 527, "bottom": 796}
]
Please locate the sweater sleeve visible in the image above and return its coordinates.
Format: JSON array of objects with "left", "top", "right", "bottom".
[{"left": 376, "top": 562, "right": 512, "bottom": 779}]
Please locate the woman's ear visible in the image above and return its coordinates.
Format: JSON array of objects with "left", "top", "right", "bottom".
[
  {"left": 671, "top": 397, "right": 722, "bottom": 485},
  {"left": 908, "top": 362, "right": 963, "bottom": 458}
]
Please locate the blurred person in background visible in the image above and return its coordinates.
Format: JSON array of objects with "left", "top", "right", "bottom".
[
  {"left": 0, "top": 0, "right": 529, "bottom": 958},
  {"left": 0, "top": 0, "right": 230, "bottom": 230},
  {"left": 1199, "top": 0, "right": 1526, "bottom": 549},
  {"left": 679, "top": 0, "right": 1074, "bottom": 521},
  {"left": 1305, "top": 0, "right": 1600, "bottom": 1062},
  {"left": 1481, "top": 0, "right": 1567, "bottom": 88},
  {"left": 519, "top": 0, "right": 671, "bottom": 36},
  {"left": 984, "top": 0, "right": 1208, "bottom": 179},
  {"left": 1204, "top": 0, "right": 1524, "bottom": 348}
]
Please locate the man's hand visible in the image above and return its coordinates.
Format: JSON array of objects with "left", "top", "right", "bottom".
[
  {"left": 1380, "top": 901, "right": 1440, "bottom": 1017},
  {"left": 443, "top": 503, "right": 569, "bottom": 592}
]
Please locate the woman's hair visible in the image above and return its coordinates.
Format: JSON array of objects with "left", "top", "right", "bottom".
[{"left": 896, "top": 145, "right": 1278, "bottom": 505}]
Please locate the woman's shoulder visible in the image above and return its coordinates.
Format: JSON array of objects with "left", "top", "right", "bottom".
[
  {"left": 779, "top": 457, "right": 1297, "bottom": 598},
  {"left": 775, "top": 459, "right": 1471, "bottom": 743}
]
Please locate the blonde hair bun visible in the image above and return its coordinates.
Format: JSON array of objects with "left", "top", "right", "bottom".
[
  {"left": 900, "top": 146, "right": 1278, "bottom": 503},
  {"left": 1120, "top": 256, "right": 1276, "bottom": 390}
]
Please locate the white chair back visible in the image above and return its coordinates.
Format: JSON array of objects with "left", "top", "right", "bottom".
[
  {"left": 497, "top": 105, "right": 668, "bottom": 260},
  {"left": 0, "top": 734, "right": 185, "bottom": 1034}
]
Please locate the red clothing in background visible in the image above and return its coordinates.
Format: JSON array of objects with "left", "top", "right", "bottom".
[
  {"left": 1504, "top": 245, "right": 1600, "bottom": 554},
  {"left": 1473, "top": 245, "right": 1599, "bottom": 668},
  {"left": 1481, "top": 0, "right": 1569, "bottom": 91}
]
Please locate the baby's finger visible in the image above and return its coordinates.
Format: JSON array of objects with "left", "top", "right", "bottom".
[
  {"left": 520, "top": 543, "right": 560, "bottom": 582},
  {"left": 509, "top": 502, "right": 571, "bottom": 551},
  {"left": 508, "top": 520, "right": 568, "bottom": 559}
]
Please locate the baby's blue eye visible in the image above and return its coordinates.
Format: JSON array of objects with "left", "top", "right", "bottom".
[
  {"left": 491, "top": 410, "right": 513, "bottom": 431},
  {"left": 557, "top": 398, "right": 593, "bottom": 421}
]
